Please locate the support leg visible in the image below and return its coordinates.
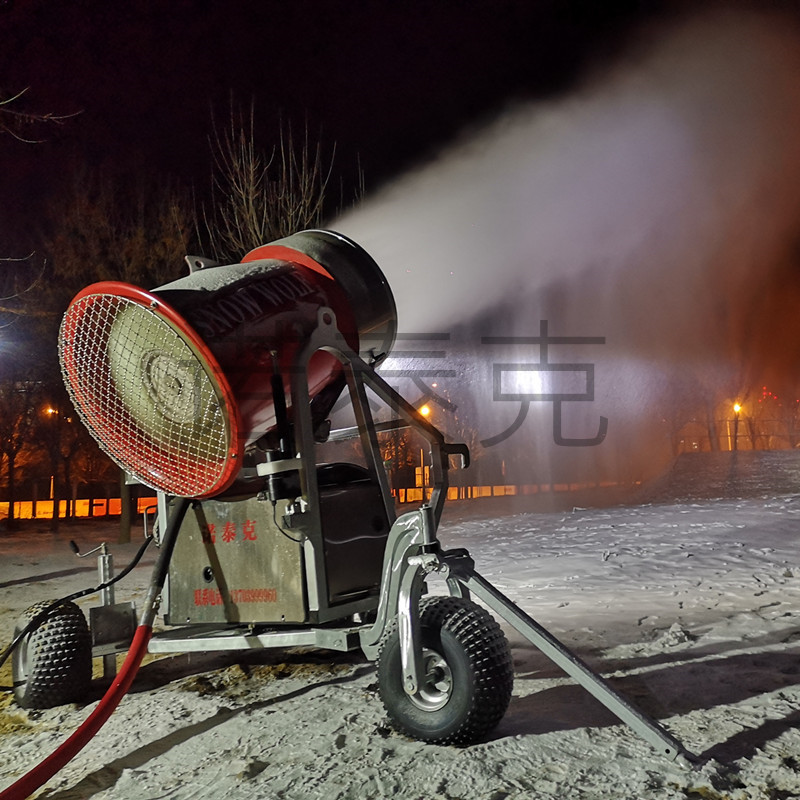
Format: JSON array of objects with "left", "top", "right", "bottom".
[{"left": 461, "top": 568, "right": 697, "bottom": 766}]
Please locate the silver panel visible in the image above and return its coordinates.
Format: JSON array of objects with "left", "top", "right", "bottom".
[{"left": 167, "top": 496, "right": 306, "bottom": 624}]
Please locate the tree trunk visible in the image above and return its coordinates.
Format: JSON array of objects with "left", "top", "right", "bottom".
[
  {"left": 746, "top": 418, "right": 758, "bottom": 450},
  {"left": 119, "top": 470, "right": 131, "bottom": 544},
  {"left": 71, "top": 479, "right": 79, "bottom": 520},
  {"left": 6, "top": 452, "right": 17, "bottom": 530},
  {"left": 50, "top": 475, "right": 61, "bottom": 532}
]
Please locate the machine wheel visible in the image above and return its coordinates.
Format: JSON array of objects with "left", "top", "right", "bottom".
[
  {"left": 12, "top": 600, "right": 92, "bottom": 709},
  {"left": 376, "top": 595, "right": 513, "bottom": 745}
]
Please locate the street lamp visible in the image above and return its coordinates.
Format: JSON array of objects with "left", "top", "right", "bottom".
[
  {"left": 416, "top": 406, "right": 432, "bottom": 491},
  {"left": 733, "top": 402, "right": 741, "bottom": 451}
]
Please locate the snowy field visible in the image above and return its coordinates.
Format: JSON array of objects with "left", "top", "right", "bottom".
[{"left": 2, "top": 464, "right": 800, "bottom": 799}]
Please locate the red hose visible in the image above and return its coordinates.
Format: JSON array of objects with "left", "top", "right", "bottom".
[
  {"left": 0, "top": 625, "right": 153, "bottom": 800},
  {"left": 1, "top": 497, "right": 190, "bottom": 799}
]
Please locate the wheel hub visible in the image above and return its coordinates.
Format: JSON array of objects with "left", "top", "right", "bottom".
[{"left": 409, "top": 647, "right": 453, "bottom": 711}]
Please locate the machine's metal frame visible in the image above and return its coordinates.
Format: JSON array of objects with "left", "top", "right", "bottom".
[{"left": 140, "top": 307, "right": 694, "bottom": 764}]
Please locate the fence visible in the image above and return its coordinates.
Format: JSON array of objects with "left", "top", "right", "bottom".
[
  {"left": 394, "top": 480, "right": 622, "bottom": 504},
  {"left": 1, "top": 481, "right": 626, "bottom": 520},
  {"left": 0, "top": 496, "right": 158, "bottom": 521}
]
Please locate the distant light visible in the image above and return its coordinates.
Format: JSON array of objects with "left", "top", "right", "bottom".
[
  {"left": 45, "top": 407, "right": 58, "bottom": 416},
  {"left": 733, "top": 403, "right": 742, "bottom": 414},
  {"left": 419, "top": 405, "right": 431, "bottom": 417}
]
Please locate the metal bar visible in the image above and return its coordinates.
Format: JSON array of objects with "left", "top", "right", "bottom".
[
  {"left": 288, "top": 314, "right": 329, "bottom": 615},
  {"left": 344, "top": 366, "right": 397, "bottom": 526},
  {"left": 140, "top": 497, "right": 192, "bottom": 627},
  {"left": 397, "top": 560, "right": 426, "bottom": 694},
  {"left": 148, "top": 626, "right": 362, "bottom": 653},
  {"left": 91, "top": 642, "right": 134, "bottom": 658},
  {"left": 347, "top": 355, "right": 452, "bottom": 526},
  {"left": 97, "top": 547, "right": 117, "bottom": 679},
  {"left": 463, "top": 569, "right": 696, "bottom": 765},
  {"left": 306, "top": 327, "right": 464, "bottom": 530},
  {"left": 327, "top": 418, "right": 411, "bottom": 442}
]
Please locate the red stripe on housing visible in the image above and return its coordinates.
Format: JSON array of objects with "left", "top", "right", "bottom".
[{"left": 242, "top": 244, "right": 334, "bottom": 279}]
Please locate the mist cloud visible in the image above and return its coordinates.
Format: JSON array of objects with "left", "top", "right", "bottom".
[{"left": 336, "top": 7, "right": 800, "bottom": 485}]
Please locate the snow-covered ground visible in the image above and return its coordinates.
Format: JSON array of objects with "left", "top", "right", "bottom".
[{"left": 2, "top": 459, "right": 800, "bottom": 799}]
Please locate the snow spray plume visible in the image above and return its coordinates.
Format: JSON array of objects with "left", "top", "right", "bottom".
[{"left": 337, "top": 8, "right": 800, "bottom": 494}]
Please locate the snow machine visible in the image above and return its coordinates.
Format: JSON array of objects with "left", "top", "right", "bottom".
[{"left": 9, "top": 230, "right": 694, "bottom": 789}]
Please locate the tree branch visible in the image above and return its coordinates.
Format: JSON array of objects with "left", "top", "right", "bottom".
[{"left": 0, "top": 88, "right": 82, "bottom": 143}]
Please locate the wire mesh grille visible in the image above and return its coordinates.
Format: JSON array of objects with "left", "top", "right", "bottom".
[{"left": 59, "top": 292, "right": 234, "bottom": 497}]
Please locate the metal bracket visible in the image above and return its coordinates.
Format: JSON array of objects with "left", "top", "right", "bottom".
[
  {"left": 359, "top": 507, "right": 432, "bottom": 660},
  {"left": 397, "top": 553, "right": 437, "bottom": 695},
  {"left": 90, "top": 602, "right": 137, "bottom": 657}
]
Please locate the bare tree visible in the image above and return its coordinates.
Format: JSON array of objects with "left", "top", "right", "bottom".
[
  {"left": 0, "top": 381, "right": 41, "bottom": 529},
  {"left": 0, "top": 169, "right": 192, "bottom": 327},
  {"left": 35, "top": 390, "right": 86, "bottom": 531},
  {"left": 199, "top": 102, "right": 362, "bottom": 261},
  {"left": 45, "top": 168, "right": 194, "bottom": 294},
  {"left": 72, "top": 438, "right": 118, "bottom": 518},
  {"left": 0, "top": 87, "right": 77, "bottom": 324},
  {"left": 0, "top": 255, "right": 52, "bottom": 319},
  {"left": 0, "top": 171, "right": 195, "bottom": 531}
]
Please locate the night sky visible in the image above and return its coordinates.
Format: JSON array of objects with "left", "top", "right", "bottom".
[
  {"left": 3, "top": 0, "right": 800, "bottom": 484},
  {"left": 0, "top": 0, "right": 677, "bottom": 228}
]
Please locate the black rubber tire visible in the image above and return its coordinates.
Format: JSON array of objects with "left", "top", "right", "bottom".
[
  {"left": 376, "top": 595, "right": 513, "bottom": 745},
  {"left": 12, "top": 600, "right": 92, "bottom": 709}
]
